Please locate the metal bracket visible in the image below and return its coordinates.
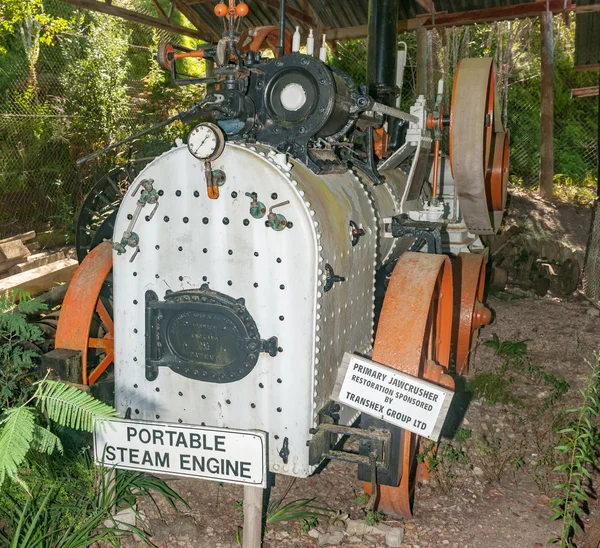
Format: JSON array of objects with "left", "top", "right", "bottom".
[
  {"left": 307, "top": 402, "right": 391, "bottom": 473},
  {"left": 390, "top": 214, "right": 442, "bottom": 254}
]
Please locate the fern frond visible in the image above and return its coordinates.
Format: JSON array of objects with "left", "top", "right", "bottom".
[
  {"left": 31, "top": 425, "right": 63, "bottom": 456},
  {"left": 0, "top": 407, "right": 35, "bottom": 488},
  {"left": 37, "top": 380, "right": 117, "bottom": 432}
]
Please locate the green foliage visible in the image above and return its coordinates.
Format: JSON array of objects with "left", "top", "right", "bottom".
[
  {"left": 364, "top": 510, "right": 384, "bottom": 526},
  {"left": 480, "top": 334, "right": 569, "bottom": 411},
  {"left": 266, "top": 497, "right": 333, "bottom": 526},
  {"left": 0, "top": 291, "right": 47, "bottom": 408},
  {"left": 467, "top": 373, "right": 516, "bottom": 405},
  {"left": 549, "top": 353, "right": 600, "bottom": 547},
  {"left": 0, "top": 0, "right": 71, "bottom": 46},
  {"left": 61, "top": 14, "right": 132, "bottom": 146},
  {"left": 0, "top": 377, "right": 116, "bottom": 491},
  {"left": 353, "top": 493, "right": 369, "bottom": 505},
  {"left": 0, "top": 455, "right": 187, "bottom": 547}
]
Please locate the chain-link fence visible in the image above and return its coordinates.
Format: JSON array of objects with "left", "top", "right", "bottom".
[
  {"left": 1, "top": 8, "right": 598, "bottom": 240},
  {"left": 0, "top": 0, "right": 203, "bottom": 239}
]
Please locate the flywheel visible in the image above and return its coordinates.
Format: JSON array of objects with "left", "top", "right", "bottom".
[
  {"left": 450, "top": 58, "right": 509, "bottom": 234},
  {"left": 452, "top": 252, "right": 491, "bottom": 376},
  {"left": 364, "top": 252, "right": 455, "bottom": 518},
  {"left": 54, "top": 241, "right": 114, "bottom": 385}
]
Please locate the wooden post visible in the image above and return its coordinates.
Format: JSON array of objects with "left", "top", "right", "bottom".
[
  {"left": 416, "top": 22, "right": 427, "bottom": 97},
  {"left": 243, "top": 486, "right": 263, "bottom": 548},
  {"left": 539, "top": 9, "right": 554, "bottom": 200}
]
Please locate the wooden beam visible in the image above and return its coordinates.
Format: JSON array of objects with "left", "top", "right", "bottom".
[
  {"left": 58, "top": 0, "right": 205, "bottom": 39},
  {"left": 419, "top": 0, "right": 574, "bottom": 28},
  {"left": 539, "top": 9, "right": 554, "bottom": 201},
  {"left": 169, "top": 0, "right": 220, "bottom": 39},
  {"left": 571, "top": 86, "right": 600, "bottom": 98},
  {"left": 326, "top": 19, "right": 418, "bottom": 41},
  {"left": 575, "top": 63, "right": 600, "bottom": 72},
  {"left": 150, "top": 0, "right": 168, "bottom": 20},
  {"left": 255, "top": 0, "right": 315, "bottom": 25},
  {"left": 575, "top": 3, "right": 600, "bottom": 12},
  {"left": 326, "top": 0, "right": 573, "bottom": 40}
]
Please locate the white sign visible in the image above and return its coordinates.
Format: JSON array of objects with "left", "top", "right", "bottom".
[
  {"left": 332, "top": 353, "right": 454, "bottom": 441},
  {"left": 94, "top": 418, "right": 267, "bottom": 487}
]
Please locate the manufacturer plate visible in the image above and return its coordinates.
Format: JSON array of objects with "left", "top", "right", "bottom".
[{"left": 94, "top": 418, "right": 267, "bottom": 487}]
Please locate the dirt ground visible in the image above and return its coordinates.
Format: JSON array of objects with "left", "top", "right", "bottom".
[{"left": 123, "top": 191, "right": 600, "bottom": 548}]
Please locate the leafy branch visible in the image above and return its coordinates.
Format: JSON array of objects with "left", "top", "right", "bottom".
[
  {"left": 549, "top": 352, "right": 600, "bottom": 547},
  {"left": 0, "top": 375, "right": 117, "bottom": 492}
]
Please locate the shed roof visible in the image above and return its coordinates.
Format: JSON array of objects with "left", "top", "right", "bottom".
[{"left": 186, "top": 0, "right": 574, "bottom": 40}]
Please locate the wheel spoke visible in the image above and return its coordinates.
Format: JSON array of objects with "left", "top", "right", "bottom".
[
  {"left": 96, "top": 299, "right": 114, "bottom": 335},
  {"left": 88, "top": 337, "right": 113, "bottom": 351},
  {"left": 88, "top": 351, "right": 114, "bottom": 385}
]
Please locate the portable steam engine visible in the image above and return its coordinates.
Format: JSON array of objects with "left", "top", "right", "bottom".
[{"left": 45, "top": 0, "right": 509, "bottom": 518}]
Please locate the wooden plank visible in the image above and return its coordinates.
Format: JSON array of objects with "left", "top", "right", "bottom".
[
  {"left": 539, "top": 9, "right": 554, "bottom": 201},
  {"left": 255, "top": 0, "right": 315, "bottom": 25},
  {"left": 571, "top": 86, "right": 600, "bottom": 98},
  {"left": 58, "top": 0, "right": 205, "bottom": 39},
  {"left": 0, "top": 240, "right": 30, "bottom": 262},
  {"left": 0, "top": 231, "right": 36, "bottom": 245},
  {"left": 8, "top": 251, "right": 66, "bottom": 276},
  {"left": 0, "top": 259, "right": 26, "bottom": 275},
  {"left": 0, "top": 258, "right": 78, "bottom": 298}
]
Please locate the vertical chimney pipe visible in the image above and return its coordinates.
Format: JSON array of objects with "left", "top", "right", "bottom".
[{"left": 366, "top": 0, "right": 400, "bottom": 107}]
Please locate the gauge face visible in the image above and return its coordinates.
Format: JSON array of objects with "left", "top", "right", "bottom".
[{"left": 187, "top": 122, "right": 225, "bottom": 161}]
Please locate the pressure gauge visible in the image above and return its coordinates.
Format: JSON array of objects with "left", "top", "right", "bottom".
[{"left": 187, "top": 122, "right": 225, "bottom": 161}]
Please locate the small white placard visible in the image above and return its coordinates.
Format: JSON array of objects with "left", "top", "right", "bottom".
[
  {"left": 94, "top": 418, "right": 267, "bottom": 488},
  {"left": 332, "top": 353, "right": 454, "bottom": 441}
]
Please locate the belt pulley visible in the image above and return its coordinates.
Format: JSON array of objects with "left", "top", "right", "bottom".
[{"left": 450, "top": 57, "right": 509, "bottom": 235}]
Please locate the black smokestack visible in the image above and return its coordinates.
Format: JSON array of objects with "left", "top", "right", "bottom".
[{"left": 366, "top": 0, "right": 400, "bottom": 107}]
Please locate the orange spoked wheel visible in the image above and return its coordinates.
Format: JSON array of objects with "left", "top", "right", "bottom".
[
  {"left": 453, "top": 252, "right": 491, "bottom": 376},
  {"left": 54, "top": 241, "right": 114, "bottom": 385},
  {"left": 364, "top": 252, "right": 455, "bottom": 518}
]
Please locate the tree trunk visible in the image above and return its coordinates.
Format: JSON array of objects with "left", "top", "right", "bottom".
[{"left": 539, "top": 9, "right": 555, "bottom": 200}]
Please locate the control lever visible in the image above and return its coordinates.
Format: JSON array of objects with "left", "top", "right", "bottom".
[{"left": 266, "top": 200, "right": 290, "bottom": 231}]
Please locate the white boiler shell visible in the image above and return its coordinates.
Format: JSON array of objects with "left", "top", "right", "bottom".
[{"left": 112, "top": 142, "right": 380, "bottom": 477}]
